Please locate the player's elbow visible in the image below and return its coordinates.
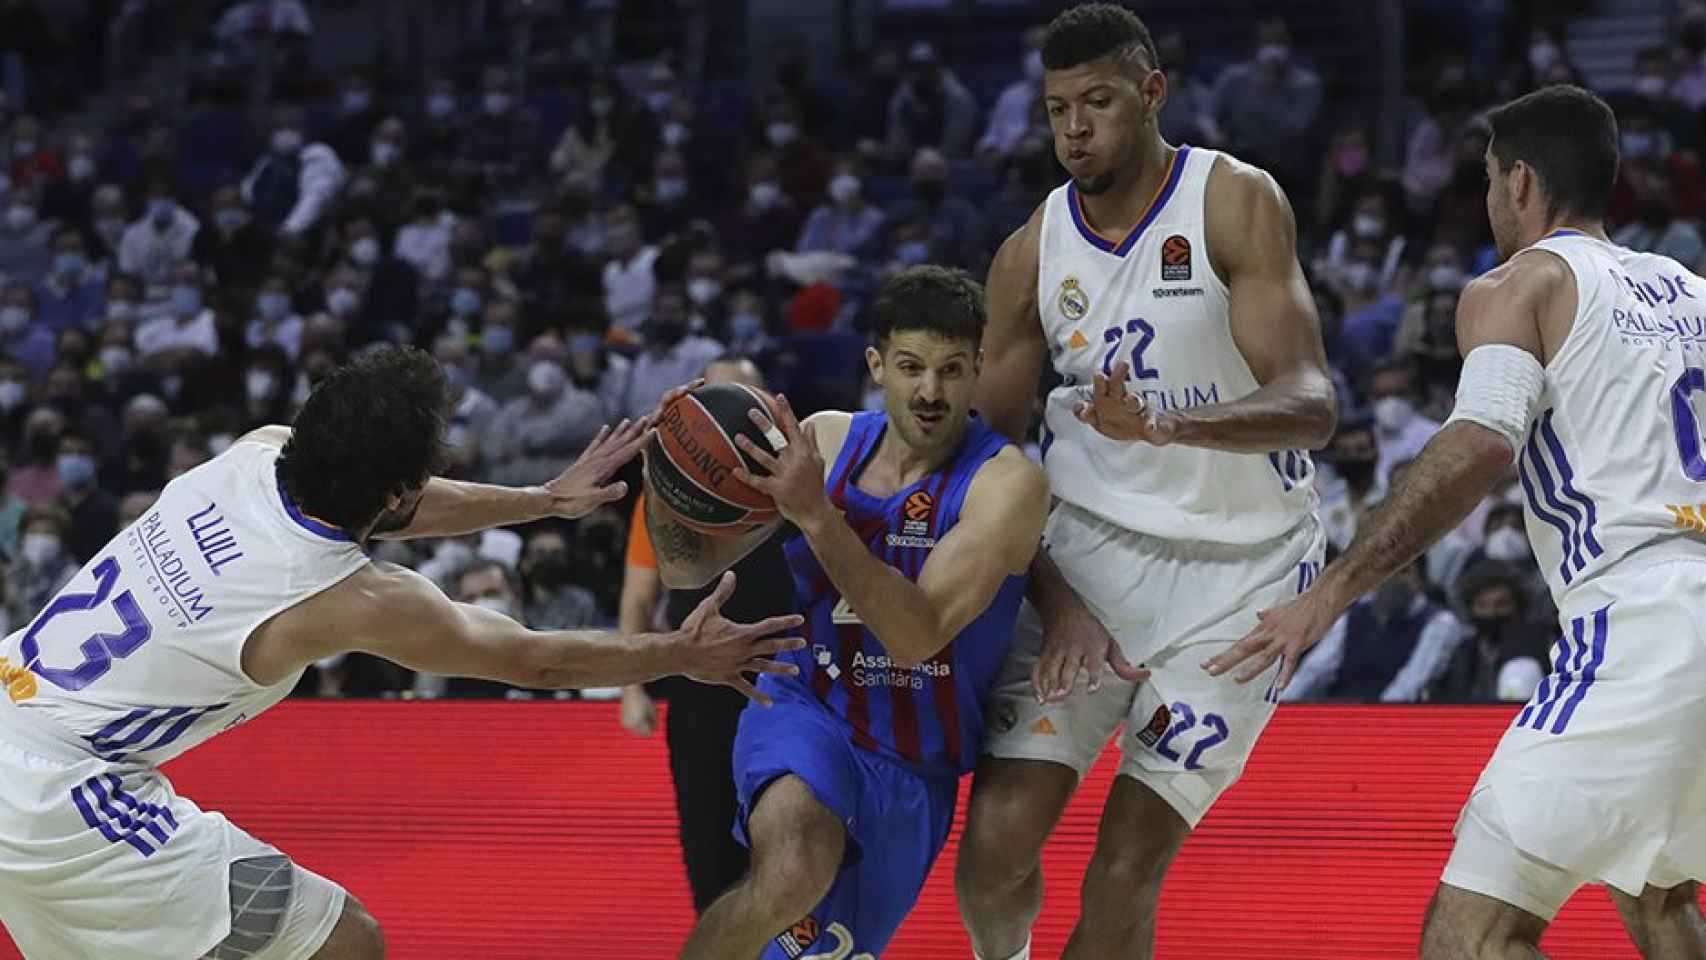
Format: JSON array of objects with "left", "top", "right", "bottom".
[{"left": 1302, "top": 375, "right": 1338, "bottom": 449}]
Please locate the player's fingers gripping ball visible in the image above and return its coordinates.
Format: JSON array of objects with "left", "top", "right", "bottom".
[{"left": 647, "top": 382, "right": 789, "bottom": 535}]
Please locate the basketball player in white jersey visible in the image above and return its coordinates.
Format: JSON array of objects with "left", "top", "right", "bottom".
[
  {"left": 956, "top": 5, "right": 1338, "bottom": 958},
  {"left": 1207, "top": 85, "right": 1706, "bottom": 958},
  {"left": 0, "top": 347, "right": 802, "bottom": 960}
]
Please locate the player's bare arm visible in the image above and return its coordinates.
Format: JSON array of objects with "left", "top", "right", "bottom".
[
  {"left": 1205, "top": 252, "right": 1572, "bottom": 688},
  {"left": 1075, "top": 158, "right": 1338, "bottom": 451},
  {"left": 974, "top": 207, "right": 1047, "bottom": 442},
  {"left": 238, "top": 408, "right": 658, "bottom": 540},
  {"left": 644, "top": 406, "right": 854, "bottom": 590},
  {"left": 243, "top": 560, "right": 805, "bottom": 703},
  {"left": 734, "top": 396, "right": 1049, "bottom": 668}
]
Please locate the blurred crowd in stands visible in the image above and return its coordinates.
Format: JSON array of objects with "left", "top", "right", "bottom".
[{"left": 0, "top": 0, "right": 1688, "bottom": 703}]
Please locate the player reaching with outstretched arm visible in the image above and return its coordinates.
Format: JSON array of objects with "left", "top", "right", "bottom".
[
  {"left": 0, "top": 346, "right": 801, "bottom": 960},
  {"left": 1207, "top": 85, "right": 1706, "bottom": 959},
  {"left": 956, "top": 5, "right": 1338, "bottom": 959}
]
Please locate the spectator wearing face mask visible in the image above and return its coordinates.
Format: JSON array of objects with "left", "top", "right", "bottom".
[
  {"left": 134, "top": 261, "right": 219, "bottom": 390},
  {"left": 1153, "top": 30, "right": 1223, "bottom": 150},
  {"left": 39, "top": 130, "right": 101, "bottom": 228},
  {"left": 328, "top": 71, "right": 383, "bottom": 163},
  {"left": 1366, "top": 359, "right": 1441, "bottom": 489},
  {"left": 393, "top": 189, "right": 455, "bottom": 283},
  {"left": 440, "top": 558, "right": 530, "bottom": 698},
  {"left": 887, "top": 42, "right": 979, "bottom": 161},
  {"left": 1612, "top": 158, "right": 1706, "bottom": 271},
  {"left": 884, "top": 147, "right": 985, "bottom": 270},
  {"left": 509, "top": 204, "right": 602, "bottom": 319},
  {"left": 1329, "top": 236, "right": 1406, "bottom": 379},
  {"left": 719, "top": 289, "right": 772, "bottom": 357},
  {"left": 0, "top": 182, "right": 53, "bottom": 285},
  {"left": 1401, "top": 64, "right": 1476, "bottom": 216},
  {"left": 445, "top": 263, "right": 494, "bottom": 338},
  {"left": 52, "top": 430, "right": 115, "bottom": 565},
  {"left": 190, "top": 183, "right": 273, "bottom": 293},
  {"left": 560, "top": 305, "right": 632, "bottom": 420},
  {"left": 978, "top": 28, "right": 1048, "bottom": 166},
  {"left": 472, "top": 297, "right": 527, "bottom": 403},
  {"left": 0, "top": 281, "right": 55, "bottom": 378},
  {"left": 0, "top": 447, "right": 25, "bottom": 558},
  {"left": 1316, "top": 415, "right": 1382, "bottom": 554},
  {"left": 87, "top": 182, "right": 129, "bottom": 262},
  {"left": 246, "top": 274, "right": 304, "bottom": 363},
  {"left": 4, "top": 504, "right": 78, "bottom": 635},
  {"left": 239, "top": 344, "right": 294, "bottom": 432},
  {"left": 520, "top": 525, "right": 603, "bottom": 631},
  {"left": 1607, "top": 102, "right": 1704, "bottom": 225},
  {"left": 798, "top": 163, "right": 885, "bottom": 258},
  {"left": 34, "top": 226, "right": 104, "bottom": 333},
  {"left": 602, "top": 205, "right": 660, "bottom": 336},
  {"left": 0, "top": 358, "right": 34, "bottom": 441},
  {"left": 1616, "top": 46, "right": 1696, "bottom": 151},
  {"left": 761, "top": 93, "right": 830, "bottom": 212},
  {"left": 350, "top": 116, "right": 415, "bottom": 229},
  {"left": 1433, "top": 563, "right": 1555, "bottom": 703},
  {"left": 635, "top": 148, "right": 704, "bottom": 240},
  {"left": 550, "top": 73, "right": 644, "bottom": 195},
  {"left": 1211, "top": 18, "right": 1323, "bottom": 195},
  {"left": 461, "top": 65, "right": 542, "bottom": 190},
  {"left": 117, "top": 180, "right": 198, "bottom": 291},
  {"left": 101, "top": 393, "right": 170, "bottom": 498},
  {"left": 1313, "top": 127, "right": 1377, "bottom": 237},
  {"left": 341, "top": 215, "right": 421, "bottom": 347},
  {"left": 618, "top": 286, "right": 724, "bottom": 419},
  {"left": 432, "top": 333, "right": 500, "bottom": 480},
  {"left": 719, "top": 152, "right": 803, "bottom": 265},
  {"left": 414, "top": 78, "right": 466, "bottom": 179},
  {"left": 1284, "top": 556, "right": 1468, "bottom": 702},
  {"left": 4, "top": 115, "right": 61, "bottom": 190},
  {"left": 1432, "top": 500, "right": 1551, "bottom": 612},
  {"left": 240, "top": 105, "right": 347, "bottom": 237},
  {"left": 480, "top": 356, "right": 604, "bottom": 487},
  {"left": 10, "top": 407, "right": 64, "bottom": 505}
]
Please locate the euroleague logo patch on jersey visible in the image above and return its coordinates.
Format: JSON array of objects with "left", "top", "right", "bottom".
[
  {"left": 1136, "top": 703, "right": 1172, "bottom": 747},
  {"left": 776, "top": 915, "right": 820, "bottom": 958},
  {"left": 1058, "top": 276, "right": 1090, "bottom": 320},
  {"left": 1161, "top": 234, "right": 1192, "bottom": 282},
  {"left": 886, "top": 490, "right": 937, "bottom": 548}
]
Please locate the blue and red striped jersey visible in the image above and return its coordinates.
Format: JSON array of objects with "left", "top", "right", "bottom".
[{"left": 768, "top": 410, "right": 1028, "bottom": 776}]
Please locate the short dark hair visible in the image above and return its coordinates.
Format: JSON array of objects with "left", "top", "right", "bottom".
[
  {"left": 868, "top": 265, "right": 986, "bottom": 349},
  {"left": 277, "top": 345, "right": 448, "bottom": 533},
  {"left": 1041, "top": 3, "right": 1159, "bottom": 74},
  {"left": 1487, "top": 85, "right": 1618, "bottom": 221},
  {"left": 1457, "top": 561, "right": 1530, "bottom": 615}
]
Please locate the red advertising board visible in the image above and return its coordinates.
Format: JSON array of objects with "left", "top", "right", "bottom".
[{"left": 0, "top": 702, "right": 1679, "bottom": 958}]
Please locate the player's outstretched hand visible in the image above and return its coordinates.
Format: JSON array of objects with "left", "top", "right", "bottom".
[
  {"left": 1073, "top": 360, "right": 1179, "bottom": 446},
  {"left": 733, "top": 395, "right": 832, "bottom": 527},
  {"left": 1201, "top": 585, "right": 1339, "bottom": 693},
  {"left": 543, "top": 415, "right": 653, "bottom": 519},
  {"left": 677, "top": 571, "right": 806, "bottom": 706},
  {"left": 1032, "top": 591, "right": 1149, "bottom": 703}
]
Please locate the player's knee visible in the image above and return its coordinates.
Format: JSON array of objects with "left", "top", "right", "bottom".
[
  {"left": 746, "top": 782, "right": 845, "bottom": 920},
  {"left": 956, "top": 800, "right": 1040, "bottom": 895},
  {"left": 1082, "top": 841, "right": 1169, "bottom": 911}
]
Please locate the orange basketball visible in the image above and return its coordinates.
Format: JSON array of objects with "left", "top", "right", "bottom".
[{"left": 646, "top": 382, "right": 785, "bottom": 535}]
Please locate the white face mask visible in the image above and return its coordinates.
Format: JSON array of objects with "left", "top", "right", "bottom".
[
  {"left": 1374, "top": 395, "right": 1416, "bottom": 433},
  {"left": 1636, "top": 75, "right": 1668, "bottom": 98},
  {"left": 21, "top": 532, "right": 61, "bottom": 568},
  {"left": 1342, "top": 261, "right": 1377, "bottom": 294},
  {"left": 371, "top": 141, "right": 401, "bottom": 168},
  {"left": 687, "top": 277, "right": 721, "bottom": 306},
  {"left": 326, "top": 287, "right": 360, "bottom": 317},
  {"left": 271, "top": 128, "right": 304, "bottom": 154},
  {"left": 829, "top": 173, "right": 860, "bottom": 205},
  {"left": 5, "top": 204, "right": 35, "bottom": 230},
  {"left": 661, "top": 121, "right": 687, "bottom": 147},
  {"left": 749, "top": 181, "right": 782, "bottom": 210},
  {"left": 246, "top": 369, "right": 276, "bottom": 401},
  {"left": 1484, "top": 526, "right": 1531, "bottom": 562},
  {"left": 0, "top": 379, "right": 25, "bottom": 410},
  {"left": 99, "top": 346, "right": 132, "bottom": 374},
  {"left": 1426, "top": 265, "right": 1464, "bottom": 292},
  {"left": 351, "top": 236, "right": 381, "bottom": 266},
  {"left": 68, "top": 154, "right": 96, "bottom": 181},
  {"left": 766, "top": 121, "right": 798, "bottom": 148},
  {"left": 0, "top": 306, "right": 28, "bottom": 333},
  {"left": 1352, "top": 213, "right": 1385, "bottom": 239}
]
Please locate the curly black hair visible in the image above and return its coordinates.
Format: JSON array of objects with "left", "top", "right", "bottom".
[
  {"left": 868, "top": 265, "right": 986, "bottom": 350},
  {"left": 1041, "top": 3, "right": 1159, "bottom": 75},
  {"left": 277, "top": 345, "right": 448, "bottom": 533}
]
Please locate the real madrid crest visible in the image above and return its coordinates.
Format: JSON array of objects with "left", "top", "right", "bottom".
[{"left": 1058, "top": 276, "right": 1089, "bottom": 321}]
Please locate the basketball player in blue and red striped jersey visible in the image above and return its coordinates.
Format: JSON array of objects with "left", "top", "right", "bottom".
[{"left": 648, "top": 265, "right": 1050, "bottom": 960}]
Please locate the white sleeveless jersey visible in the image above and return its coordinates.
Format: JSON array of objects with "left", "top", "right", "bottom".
[
  {"left": 0, "top": 440, "right": 369, "bottom": 766},
  {"left": 1514, "top": 231, "right": 1706, "bottom": 602},
  {"left": 1036, "top": 146, "right": 1317, "bottom": 544}
]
